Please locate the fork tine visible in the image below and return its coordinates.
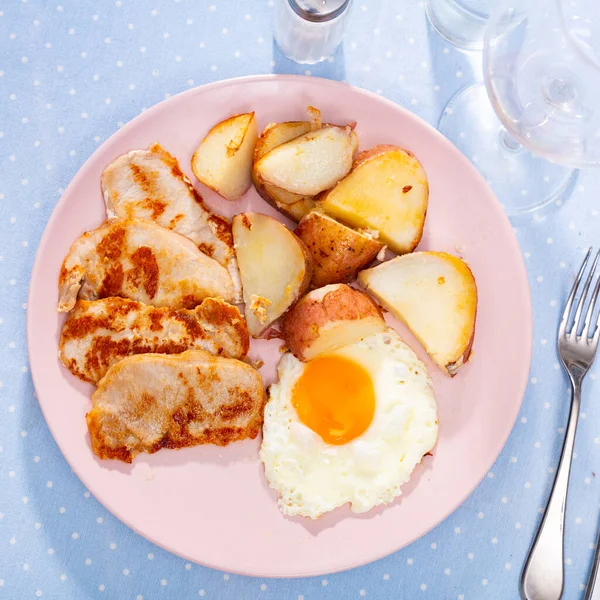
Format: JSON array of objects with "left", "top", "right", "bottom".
[
  {"left": 582, "top": 264, "right": 600, "bottom": 340},
  {"left": 572, "top": 249, "right": 600, "bottom": 336},
  {"left": 561, "top": 247, "right": 592, "bottom": 336}
]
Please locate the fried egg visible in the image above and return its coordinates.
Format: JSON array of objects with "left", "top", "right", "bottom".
[{"left": 260, "top": 329, "right": 438, "bottom": 519}]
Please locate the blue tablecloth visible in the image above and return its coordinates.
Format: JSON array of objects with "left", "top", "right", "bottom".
[{"left": 1, "top": 1, "right": 599, "bottom": 598}]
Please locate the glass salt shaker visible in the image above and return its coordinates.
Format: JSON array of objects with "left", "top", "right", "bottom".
[{"left": 274, "top": 0, "right": 353, "bottom": 65}]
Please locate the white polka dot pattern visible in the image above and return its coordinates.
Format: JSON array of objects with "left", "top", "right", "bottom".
[{"left": 0, "top": 1, "right": 598, "bottom": 599}]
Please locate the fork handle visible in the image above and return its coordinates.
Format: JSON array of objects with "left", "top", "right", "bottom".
[
  {"left": 520, "top": 378, "right": 581, "bottom": 600},
  {"left": 586, "top": 539, "right": 600, "bottom": 600}
]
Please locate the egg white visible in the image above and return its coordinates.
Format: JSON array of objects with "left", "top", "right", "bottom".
[{"left": 260, "top": 329, "right": 438, "bottom": 519}]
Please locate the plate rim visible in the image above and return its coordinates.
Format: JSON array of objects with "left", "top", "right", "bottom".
[{"left": 26, "top": 73, "right": 533, "bottom": 577}]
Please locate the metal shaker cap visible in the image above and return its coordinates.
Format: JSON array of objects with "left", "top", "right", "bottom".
[{"left": 288, "top": 0, "right": 351, "bottom": 23}]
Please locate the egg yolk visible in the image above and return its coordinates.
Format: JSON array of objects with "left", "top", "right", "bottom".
[{"left": 291, "top": 355, "right": 375, "bottom": 445}]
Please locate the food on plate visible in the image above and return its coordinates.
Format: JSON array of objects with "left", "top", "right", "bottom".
[
  {"left": 251, "top": 110, "right": 359, "bottom": 222},
  {"left": 306, "top": 105, "right": 322, "bottom": 130},
  {"left": 295, "top": 211, "right": 383, "bottom": 288},
  {"left": 254, "top": 180, "right": 316, "bottom": 223},
  {"left": 272, "top": 195, "right": 317, "bottom": 222},
  {"left": 232, "top": 213, "right": 312, "bottom": 337},
  {"left": 59, "top": 297, "right": 249, "bottom": 384},
  {"left": 254, "top": 125, "right": 356, "bottom": 197},
  {"left": 358, "top": 251, "right": 477, "bottom": 376},
  {"left": 52, "top": 102, "right": 476, "bottom": 518},
  {"left": 281, "top": 284, "right": 387, "bottom": 362},
  {"left": 191, "top": 112, "right": 258, "bottom": 202},
  {"left": 101, "top": 143, "right": 242, "bottom": 302},
  {"left": 87, "top": 350, "right": 266, "bottom": 463},
  {"left": 58, "top": 218, "right": 234, "bottom": 312},
  {"left": 254, "top": 121, "right": 313, "bottom": 163},
  {"left": 260, "top": 329, "right": 438, "bottom": 518},
  {"left": 253, "top": 108, "right": 356, "bottom": 165},
  {"left": 317, "top": 144, "right": 428, "bottom": 255},
  {"left": 252, "top": 121, "right": 316, "bottom": 222}
]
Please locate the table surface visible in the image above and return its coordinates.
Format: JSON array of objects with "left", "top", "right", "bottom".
[{"left": 1, "top": 1, "right": 599, "bottom": 599}]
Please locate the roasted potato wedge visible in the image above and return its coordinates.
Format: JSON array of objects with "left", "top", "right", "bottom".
[
  {"left": 252, "top": 118, "right": 359, "bottom": 222},
  {"left": 295, "top": 211, "right": 383, "bottom": 288},
  {"left": 254, "top": 181, "right": 316, "bottom": 222},
  {"left": 192, "top": 112, "right": 258, "bottom": 201},
  {"left": 253, "top": 117, "right": 358, "bottom": 163},
  {"left": 358, "top": 252, "right": 477, "bottom": 376},
  {"left": 270, "top": 195, "right": 317, "bottom": 222},
  {"left": 254, "top": 125, "right": 356, "bottom": 196},
  {"left": 317, "top": 144, "right": 428, "bottom": 255},
  {"left": 281, "top": 284, "right": 387, "bottom": 362},
  {"left": 254, "top": 121, "right": 313, "bottom": 163},
  {"left": 252, "top": 121, "right": 316, "bottom": 221},
  {"left": 232, "top": 213, "right": 312, "bottom": 337}
]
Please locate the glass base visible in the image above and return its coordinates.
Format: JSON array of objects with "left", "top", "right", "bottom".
[
  {"left": 425, "top": 0, "right": 490, "bottom": 51},
  {"left": 438, "top": 83, "right": 577, "bottom": 216}
]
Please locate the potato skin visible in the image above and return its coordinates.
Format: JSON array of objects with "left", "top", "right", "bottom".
[
  {"left": 440, "top": 256, "right": 477, "bottom": 377},
  {"left": 281, "top": 198, "right": 317, "bottom": 222},
  {"left": 252, "top": 174, "right": 315, "bottom": 222},
  {"left": 445, "top": 335, "right": 474, "bottom": 377},
  {"left": 351, "top": 144, "right": 405, "bottom": 169},
  {"left": 281, "top": 284, "right": 385, "bottom": 361},
  {"left": 292, "top": 235, "right": 315, "bottom": 310},
  {"left": 295, "top": 211, "right": 383, "bottom": 288}
]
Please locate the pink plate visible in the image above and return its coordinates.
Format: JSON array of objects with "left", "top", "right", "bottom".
[{"left": 27, "top": 75, "right": 532, "bottom": 578}]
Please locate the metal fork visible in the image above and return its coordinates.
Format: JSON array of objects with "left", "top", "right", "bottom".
[{"left": 521, "top": 248, "right": 600, "bottom": 600}]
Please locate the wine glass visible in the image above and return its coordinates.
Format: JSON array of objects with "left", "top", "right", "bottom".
[
  {"left": 425, "top": 0, "right": 491, "bottom": 50},
  {"left": 435, "top": 0, "right": 600, "bottom": 215}
]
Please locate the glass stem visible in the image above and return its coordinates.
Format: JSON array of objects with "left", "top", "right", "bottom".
[{"left": 498, "top": 127, "right": 522, "bottom": 152}]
